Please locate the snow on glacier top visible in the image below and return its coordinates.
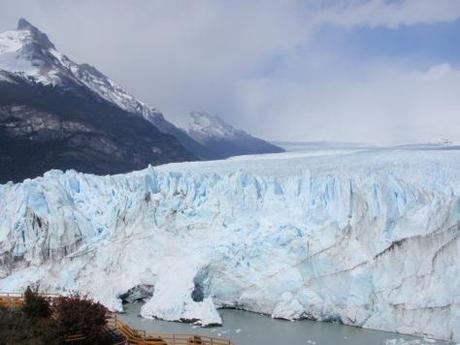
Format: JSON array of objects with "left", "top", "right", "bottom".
[
  {"left": 3, "top": 147, "right": 455, "bottom": 188},
  {"left": 150, "top": 147, "right": 459, "bottom": 184}
]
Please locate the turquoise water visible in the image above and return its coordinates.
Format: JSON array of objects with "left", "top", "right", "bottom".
[{"left": 120, "top": 303, "right": 450, "bottom": 345}]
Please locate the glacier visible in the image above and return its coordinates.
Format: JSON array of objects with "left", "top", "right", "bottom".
[{"left": 0, "top": 148, "right": 459, "bottom": 341}]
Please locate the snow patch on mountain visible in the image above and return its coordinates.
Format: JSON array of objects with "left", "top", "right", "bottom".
[
  {"left": 185, "top": 111, "right": 248, "bottom": 143},
  {"left": 71, "top": 63, "right": 172, "bottom": 131},
  {"left": 0, "top": 30, "right": 29, "bottom": 54},
  {"left": 0, "top": 29, "right": 55, "bottom": 84},
  {"left": 0, "top": 148, "right": 459, "bottom": 340},
  {"left": 180, "top": 111, "right": 284, "bottom": 158}
]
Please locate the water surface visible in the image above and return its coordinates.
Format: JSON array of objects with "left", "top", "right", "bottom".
[{"left": 120, "top": 303, "right": 450, "bottom": 345}]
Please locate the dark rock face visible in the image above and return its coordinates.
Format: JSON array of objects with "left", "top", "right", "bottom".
[
  {"left": 194, "top": 135, "right": 285, "bottom": 160},
  {"left": 17, "top": 18, "right": 55, "bottom": 50},
  {"left": 0, "top": 74, "right": 195, "bottom": 183}
]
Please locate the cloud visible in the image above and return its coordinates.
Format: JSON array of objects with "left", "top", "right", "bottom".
[
  {"left": 0, "top": 0, "right": 459, "bottom": 144},
  {"left": 316, "top": 0, "right": 460, "bottom": 28},
  {"left": 237, "top": 62, "right": 460, "bottom": 144},
  {"left": 1, "top": 0, "right": 308, "bottom": 118}
]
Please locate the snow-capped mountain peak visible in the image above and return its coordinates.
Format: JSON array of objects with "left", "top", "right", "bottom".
[
  {"left": 0, "top": 18, "right": 54, "bottom": 57},
  {"left": 0, "top": 19, "right": 59, "bottom": 84},
  {"left": 182, "top": 111, "right": 284, "bottom": 159},
  {"left": 0, "top": 19, "right": 174, "bottom": 130},
  {"left": 187, "top": 111, "right": 246, "bottom": 141},
  {"left": 0, "top": 19, "right": 283, "bottom": 162},
  {"left": 16, "top": 18, "right": 55, "bottom": 50}
]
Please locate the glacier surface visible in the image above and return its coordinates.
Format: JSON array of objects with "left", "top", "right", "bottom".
[{"left": 0, "top": 149, "right": 459, "bottom": 340}]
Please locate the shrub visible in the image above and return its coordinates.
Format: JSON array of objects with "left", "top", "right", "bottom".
[
  {"left": 22, "top": 285, "right": 51, "bottom": 319},
  {"left": 0, "top": 307, "right": 59, "bottom": 345},
  {"left": 53, "top": 293, "right": 108, "bottom": 344}
]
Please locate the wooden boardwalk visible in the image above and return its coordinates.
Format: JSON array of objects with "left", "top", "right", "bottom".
[{"left": 0, "top": 292, "right": 235, "bottom": 345}]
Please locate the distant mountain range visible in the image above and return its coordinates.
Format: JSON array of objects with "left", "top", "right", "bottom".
[
  {"left": 273, "top": 141, "right": 378, "bottom": 152},
  {"left": 274, "top": 140, "right": 460, "bottom": 152},
  {"left": 182, "top": 111, "right": 284, "bottom": 159},
  {"left": 0, "top": 19, "right": 283, "bottom": 183}
]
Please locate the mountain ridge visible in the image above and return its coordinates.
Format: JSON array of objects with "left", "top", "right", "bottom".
[
  {"left": 0, "top": 19, "right": 284, "bottom": 182},
  {"left": 181, "top": 111, "right": 284, "bottom": 159},
  {"left": 0, "top": 19, "right": 196, "bottom": 183}
]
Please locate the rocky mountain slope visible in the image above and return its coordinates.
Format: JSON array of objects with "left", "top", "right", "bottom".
[
  {"left": 0, "top": 19, "right": 197, "bottom": 183},
  {"left": 182, "top": 112, "right": 284, "bottom": 159},
  {"left": 0, "top": 19, "right": 282, "bottom": 175},
  {"left": 0, "top": 148, "right": 458, "bottom": 341}
]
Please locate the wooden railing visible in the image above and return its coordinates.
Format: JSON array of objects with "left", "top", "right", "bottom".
[
  {"left": 0, "top": 291, "right": 60, "bottom": 308},
  {"left": 0, "top": 292, "right": 235, "bottom": 345},
  {"left": 108, "top": 313, "right": 235, "bottom": 345},
  {"left": 0, "top": 292, "right": 24, "bottom": 308}
]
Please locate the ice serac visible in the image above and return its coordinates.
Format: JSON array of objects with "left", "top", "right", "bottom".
[{"left": 0, "top": 149, "right": 459, "bottom": 340}]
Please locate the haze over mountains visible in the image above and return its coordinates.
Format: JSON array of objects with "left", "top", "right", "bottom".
[{"left": 0, "top": 19, "right": 283, "bottom": 183}]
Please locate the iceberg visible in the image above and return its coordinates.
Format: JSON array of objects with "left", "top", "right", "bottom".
[{"left": 0, "top": 149, "right": 459, "bottom": 340}]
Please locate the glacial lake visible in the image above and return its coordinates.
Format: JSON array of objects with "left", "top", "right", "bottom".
[{"left": 120, "top": 303, "right": 451, "bottom": 345}]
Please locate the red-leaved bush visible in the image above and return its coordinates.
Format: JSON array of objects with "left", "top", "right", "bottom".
[{"left": 53, "top": 293, "right": 108, "bottom": 344}]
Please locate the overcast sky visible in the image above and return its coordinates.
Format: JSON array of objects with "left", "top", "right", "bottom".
[{"left": 1, "top": 0, "right": 460, "bottom": 144}]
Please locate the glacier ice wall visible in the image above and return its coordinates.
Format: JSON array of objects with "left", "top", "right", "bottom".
[{"left": 0, "top": 149, "right": 459, "bottom": 340}]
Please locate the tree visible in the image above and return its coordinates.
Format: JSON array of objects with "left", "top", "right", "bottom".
[
  {"left": 53, "top": 293, "right": 108, "bottom": 344},
  {"left": 22, "top": 285, "right": 51, "bottom": 319}
]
